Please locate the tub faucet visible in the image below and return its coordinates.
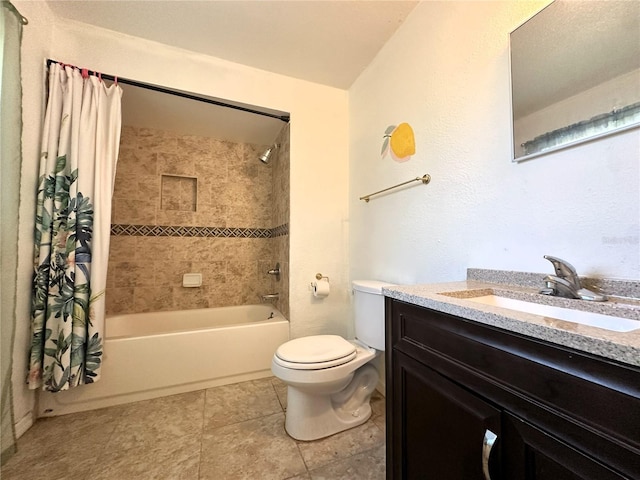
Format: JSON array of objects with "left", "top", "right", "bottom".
[
  {"left": 540, "top": 255, "right": 606, "bottom": 302},
  {"left": 266, "top": 263, "right": 280, "bottom": 281}
]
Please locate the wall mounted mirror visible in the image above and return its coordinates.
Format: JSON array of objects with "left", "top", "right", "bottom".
[{"left": 510, "top": 1, "right": 640, "bottom": 162}]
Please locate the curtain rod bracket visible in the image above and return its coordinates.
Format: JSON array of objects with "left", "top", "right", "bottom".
[{"left": 3, "top": 1, "right": 28, "bottom": 24}]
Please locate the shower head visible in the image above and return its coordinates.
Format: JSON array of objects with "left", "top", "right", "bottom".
[{"left": 258, "top": 144, "right": 279, "bottom": 164}]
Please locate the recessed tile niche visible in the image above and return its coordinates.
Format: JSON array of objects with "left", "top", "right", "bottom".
[{"left": 161, "top": 174, "right": 197, "bottom": 212}]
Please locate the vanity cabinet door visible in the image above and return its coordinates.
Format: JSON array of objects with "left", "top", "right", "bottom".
[
  {"left": 502, "top": 413, "right": 629, "bottom": 480},
  {"left": 391, "top": 351, "right": 502, "bottom": 480}
]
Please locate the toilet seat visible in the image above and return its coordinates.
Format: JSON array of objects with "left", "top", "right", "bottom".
[{"left": 274, "top": 335, "right": 357, "bottom": 370}]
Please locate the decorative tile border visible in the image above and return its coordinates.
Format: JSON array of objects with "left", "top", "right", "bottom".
[
  {"left": 271, "top": 223, "right": 289, "bottom": 237},
  {"left": 111, "top": 223, "right": 288, "bottom": 239}
]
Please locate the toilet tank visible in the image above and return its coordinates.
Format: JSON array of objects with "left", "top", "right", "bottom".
[{"left": 352, "top": 280, "right": 395, "bottom": 351}]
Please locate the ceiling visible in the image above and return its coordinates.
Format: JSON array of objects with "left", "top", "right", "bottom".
[
  {"left": 46, "top": 1, "right": 418, "bottom": 90},
  {"left": 46, "top": 0, "right": 418, "bottom": 144}
]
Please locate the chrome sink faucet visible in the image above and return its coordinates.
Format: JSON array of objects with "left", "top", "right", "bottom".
[{"left": 540, "top": 255, "right": 607, "bottom": 302}]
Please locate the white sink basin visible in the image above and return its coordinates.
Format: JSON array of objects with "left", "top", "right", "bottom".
[{"left": 466, "top": 295, "right": 640, "bottom": 332}]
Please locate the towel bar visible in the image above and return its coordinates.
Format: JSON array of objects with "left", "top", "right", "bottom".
[{"left": 360, "top": 174, "right": 431, "bottom": 202}]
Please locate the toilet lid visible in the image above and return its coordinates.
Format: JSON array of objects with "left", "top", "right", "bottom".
[{"left": 275, "top": 335, "right": 356, "bottom": 366}]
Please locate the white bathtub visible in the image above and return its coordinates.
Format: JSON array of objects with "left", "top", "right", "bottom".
[{"left": 37, "top": 304, "right": 289, "bottom": 417}]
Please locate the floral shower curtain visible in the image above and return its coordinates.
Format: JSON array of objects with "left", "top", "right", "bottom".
[{"left": 28, "top": 62, "right": 122, "bottom": 392}]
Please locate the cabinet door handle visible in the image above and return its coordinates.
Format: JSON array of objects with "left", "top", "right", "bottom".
[{"left": 482, "top": 429, "right": 498, "bottom": 480}]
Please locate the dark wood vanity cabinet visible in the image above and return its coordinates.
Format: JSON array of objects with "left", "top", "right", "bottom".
[{"left": 385, "top": 298, "right": 640, "bottom": 480}]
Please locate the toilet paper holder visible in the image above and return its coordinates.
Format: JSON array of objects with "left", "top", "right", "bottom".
[
  {"left": 310, "top": 273, "right": 330, "bottom": 290},
  {"left": 314, "top": 273, "right": 329, "bottom": 282},
  {"left": 311, "top": 273, "right": 331, "bottom": 298}
]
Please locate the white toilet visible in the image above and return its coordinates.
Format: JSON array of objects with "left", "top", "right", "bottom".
[{"left": 271, "top": 280, "right": 392, "bottom": 441}]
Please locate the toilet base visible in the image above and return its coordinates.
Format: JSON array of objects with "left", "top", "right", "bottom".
[{"left": 284, "top": 364, "right": 378, "bottom": 441}]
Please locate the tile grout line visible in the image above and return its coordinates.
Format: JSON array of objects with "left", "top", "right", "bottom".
[
  {"left": 294, "top": 440, "right": 312, "bottom": 478},
  {"left": 202, "top": 409, "right": 286, "bottom": 434},
  {"left": 197, "top": 389, "right": 207, "bottom": 479},
  {"left": 272, "top": 379, "right": 312, "bottom": 479},
  {"left": 305, "top": 442, "right": 387, "bottom": 479},
  {"left": 86, "top": 405, "right": 129, "bottom": 477},
  {"left": 270, "top": 379, "right": 286, "bottom": 413},
  {"left": 269, "top": 379, "right": 311, "bottom": 478}
]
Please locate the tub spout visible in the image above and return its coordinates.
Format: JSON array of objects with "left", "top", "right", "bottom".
[{"left": 261, "top": 293, "right": 279, "bottom": 302}]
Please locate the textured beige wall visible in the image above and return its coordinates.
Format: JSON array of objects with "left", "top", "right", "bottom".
[{"left": 106, "top": 126, "right": 288, "bottom": 315}]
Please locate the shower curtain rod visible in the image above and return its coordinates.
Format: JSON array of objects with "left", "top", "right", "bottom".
[{"left": 46, "top": 59, "right": 290, "bottom": 123}]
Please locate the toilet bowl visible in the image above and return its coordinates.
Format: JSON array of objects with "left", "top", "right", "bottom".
[{"left": 271, "top": 280, "right": 392, "bottom": 441}]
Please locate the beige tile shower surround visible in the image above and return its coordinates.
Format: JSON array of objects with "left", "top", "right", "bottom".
[
  {"left": 106, "top": 125, "right": 290, "bottom": 318},
  {"left": 1, "top": 377, "right": 385, "bottom": 480}
]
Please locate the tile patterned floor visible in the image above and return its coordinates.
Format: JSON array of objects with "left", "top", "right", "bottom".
[{"left": 1, "top": 377, "right": 386, "bottom": 480}]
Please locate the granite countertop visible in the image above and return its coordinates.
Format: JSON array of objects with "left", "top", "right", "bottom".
[{"left": 382, "top": 269, "right": 640, "bottom": 368}]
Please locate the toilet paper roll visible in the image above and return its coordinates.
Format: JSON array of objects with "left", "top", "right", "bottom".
[{"left": 312, "top": 280, "right": 330, "bottom": 298}]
